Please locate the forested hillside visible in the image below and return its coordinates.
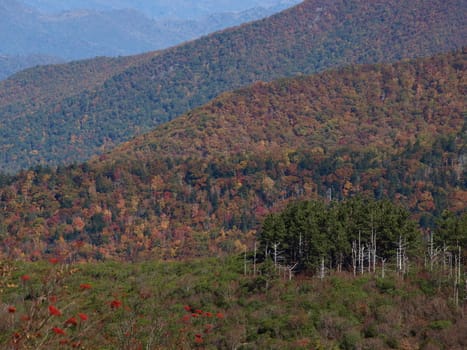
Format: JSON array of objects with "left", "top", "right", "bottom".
[
  {"left": 0, "top": 0, "right": 465, "bottom": 172},
  {"left": 0, "top": 0, "right": 299, "bottom": 80},
  {"left": 0, "top": 50, "right": 464, "bottom": 261}
]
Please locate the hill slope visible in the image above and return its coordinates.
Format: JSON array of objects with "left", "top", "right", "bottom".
[
  {"left": 1, "top": 258, "right": 465, "bottom": 349},
  {"left": 0, "top": 0, "right": 466, "bottom": 172},
  {"left": 0, "top": 0, "right": 298, "bottom": 79},
  {"left": 0, "top": 50, "right": 465, "bottom": 260}
]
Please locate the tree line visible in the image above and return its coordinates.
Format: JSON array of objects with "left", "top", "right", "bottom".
[{"left": 258, "top": 197, "right": 442, "bottom": 273}]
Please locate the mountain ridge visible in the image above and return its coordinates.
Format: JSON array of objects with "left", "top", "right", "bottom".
[
  {"left": 0, "top": 0, "right": 466, "bottom": 173},
  {"left": 0, "top": 0, "right": 299, "bottom": 79}
]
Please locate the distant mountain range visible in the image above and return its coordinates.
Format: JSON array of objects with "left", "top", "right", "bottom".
[
  {"left": 0, "top": 0, "right": 300, "bottom": 79},
  {"left": 0, "top": 50, "right": 464, "bottom": 259},
  {"left": 0, "top": 0, "right": 465, "bottom": 173},
  {"left": 21, "top": 0, "right": 300, "bottom": 20},
  {"left": 0, "top": 53, "right": 64, "bottom": 80}
]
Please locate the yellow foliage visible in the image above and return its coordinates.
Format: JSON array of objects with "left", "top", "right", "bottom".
[
  {"left": 262, "top": 176, "right": 275, "bottom": 191},
  {"left": 234, "top": 239, "right": 246, "bottom": 253}
]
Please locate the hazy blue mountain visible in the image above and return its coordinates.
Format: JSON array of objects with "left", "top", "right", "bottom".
[
  {"left": 0, "top": 54, "right": 64, "bottom": 80},
  {"left": 21, "top": 0, "right": 301, "bottom": 19},
  {"left": 0, "top": 0, "right": 300, "bottom": 79}
]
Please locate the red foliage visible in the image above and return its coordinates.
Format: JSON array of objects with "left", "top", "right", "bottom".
[
  {"left": 48, "top": 257, "right": 59, "bottom": 264},
  {"left": 65, "top": 317, "right": 78, "bottom": 326},
  {"left": 78, "top": 313, "right": 88, "bottom": 321},
  {"left": 79, "top": 283, "right": 92, "bottom": 290},
  {"left": 183, "top": 305, "right": 191, "bottom": 312},
  {"left": 110, "top": 300, "right": 122, "bottom": 309},
  {"left": 21, "top": 275, "right": 31, "bottom": 281},
  {"left": 194, "top": 334, "right": 204, "bottom": 344},
  {"left": 52, "top": 327, "right": 66, "bottom": 335},
  {"left": 7, "top": 306, "right": 16, "bottom": 313},
  {"left": 49, "top": 305, "right": 62, "bottom": 316}
]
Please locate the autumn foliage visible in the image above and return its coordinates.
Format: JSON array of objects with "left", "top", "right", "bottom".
[
  {"left": 0, "top": 0, "right": 465, "bottom": 173},
  {"left": 0, "top": 50, "right": 464, "bottom": 262}
]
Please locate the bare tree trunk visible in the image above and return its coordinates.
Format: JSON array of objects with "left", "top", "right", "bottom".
[
  {"left": 368, "top": 247, "right": 371, "bottom": 273},
  {"left": 320, "top": 257, "right": 325, "bottom": 280},
  {"left": 352, "top": 241, "right": 357, "bottom": 277},
  {"left": 360, "top": 246, "right": 365, "bottom": 275},
  {"left": 287, "top": 263, "right": 298, "bottom": 281},
  {"left": 358, "top": 231, "right": 363, "bottom": 274}
]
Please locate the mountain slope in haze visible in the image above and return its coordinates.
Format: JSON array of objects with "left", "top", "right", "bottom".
[
  {"left": 0, "top": 50, "right": 464, "bottom": 260},
  {"left": 0, "top": 53, "right": 64, "bottom": 81},
  {"left": 0, "top": 0, "right": 466, "bottom": 173},
  {"left": 0, "top": 0, "right": 299, "bottom": 79},
  {"left": 21, "top": 0, "right": 300, "bottom": 20}
]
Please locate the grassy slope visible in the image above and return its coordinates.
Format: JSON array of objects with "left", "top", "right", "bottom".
[{"left": 0, "top": 0, "right": 465, "bottom": 172}]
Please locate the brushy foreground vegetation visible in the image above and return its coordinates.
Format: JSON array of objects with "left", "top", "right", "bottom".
[{"left": 1, "top": 255, "right": 466, "bottom": 349}]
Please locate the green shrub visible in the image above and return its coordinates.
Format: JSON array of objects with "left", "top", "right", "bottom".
[
  {"left": 341, "top": 330, "right": 361, "bottom": 350},
  {"left": 376, "top": 277, "right": 396, "bottom": 294},
  {"left": 429, "top": 319, "right": 452, "bottom": 330}
]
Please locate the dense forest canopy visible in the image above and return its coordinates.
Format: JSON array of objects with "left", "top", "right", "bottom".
[
  {"left": 0, "top": 0, "right": 465, "bottom": 172},
  {"left": 259, "top": 197, "right": 421, "bottom": 271},
  {"left": 0, "top": 50, "right": 464, "bottom": 261}
]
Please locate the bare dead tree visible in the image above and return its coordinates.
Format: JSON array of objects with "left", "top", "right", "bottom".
[
  {"left": 369, "top": 213, "right": 376, "bottom": 273},
  {"left": 396, "top": 235, "right": 409, "bottom": 276},
  {"left": 352, "top": 240, "right": 357, "bottom": 277},
  {"left": 286, "top": 263, "right": 298, "bottom": 281},
  {"left": 357, "top": 231, "right": 367, "bottom": 275},
  {"left": 428, "top": 231, "right": 441, "bottom": 271},
  {"left": 360, "top": 245, "right": 365, "bottom": 275},
  {"left": 319, "top": 257, "right": 326, "bottom": 280},
  {"left": 368, "top": 246, "right": 371, "bottom": 274},
  {"left": 381, "top": 258, "right": 386, "bottom": 279},
  {"left": 272, "top": 242, "right": 283, "bottom": 270},
  {"left": 371, "top": 224, "right": 377, "bottom": 273}
]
